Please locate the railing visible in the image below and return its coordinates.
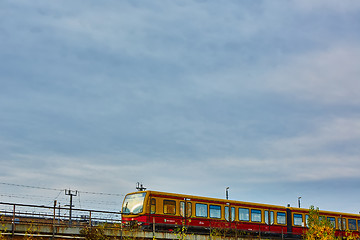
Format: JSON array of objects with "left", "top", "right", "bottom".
[{"left": 0, "top": 201, "right": 122, "bottom": 232}]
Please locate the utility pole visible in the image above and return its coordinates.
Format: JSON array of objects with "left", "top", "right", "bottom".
[{"left": 65, "top": 189, "right": 78, "bottom": 225}]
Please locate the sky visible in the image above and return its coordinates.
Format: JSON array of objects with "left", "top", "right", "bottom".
[{"left": 1, "top": 0, "right": 360, "bottom": 214}]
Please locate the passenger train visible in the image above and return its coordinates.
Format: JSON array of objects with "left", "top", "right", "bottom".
[{"left": 121, "top": 190, "right": 360, "bottom": 238}]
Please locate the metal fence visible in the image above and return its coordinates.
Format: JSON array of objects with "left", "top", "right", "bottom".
[{"left": 0, "top": 201, "right": 122, "bottom": 228}]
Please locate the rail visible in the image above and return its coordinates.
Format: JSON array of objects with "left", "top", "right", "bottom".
[{"left": 0, "top": 201, "right": 121, "bottom": 228}]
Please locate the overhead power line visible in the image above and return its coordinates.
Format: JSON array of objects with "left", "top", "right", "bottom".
[
  {"left": 0, "top": 182, "right": 124, "bottom": 196},
  {"left": 79, "top": 191, "right": 123, "bottom": 196},
  {"left": 0, "top": 182, "right": 63, "bottom": 191}
]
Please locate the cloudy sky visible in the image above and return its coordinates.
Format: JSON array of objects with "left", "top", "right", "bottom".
[{"left": 1, "top": 0, "right": 360, "bottom": 214}]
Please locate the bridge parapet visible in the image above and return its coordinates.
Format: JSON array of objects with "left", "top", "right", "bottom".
[
  {"left": 1, "top": 224, "right": 278, "bottom": 240},
  {"left": 1, "top": 222, "right": 285, "bottom": 240}
]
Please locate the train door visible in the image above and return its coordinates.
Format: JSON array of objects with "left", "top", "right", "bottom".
[
  {"left": 150, "top": 198, "right": 156, "bottom": 225},
  {"left": 264, "top": 210, "right": 274, "bottom": 232},
  {"left": 180, "top": 199, "right": 192, "bottom": 226},
  {"left": 286, "top": 208, "right": 292, "bottom": 234},
  {"left": 225, "top": 204, "right": 235, "bottom": 228}
]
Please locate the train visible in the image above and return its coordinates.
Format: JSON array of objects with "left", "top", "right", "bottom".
[{"left": 121, "top": 190, "right": 360, "bottom": 238}]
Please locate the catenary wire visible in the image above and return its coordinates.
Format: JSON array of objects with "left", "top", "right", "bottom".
[{"left": 0, "top": 182, "right": 124, "bottom": 196}]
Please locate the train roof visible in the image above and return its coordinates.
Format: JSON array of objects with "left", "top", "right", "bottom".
[{"left": 125, "top": 190, "right": 360, "bottom": 218}]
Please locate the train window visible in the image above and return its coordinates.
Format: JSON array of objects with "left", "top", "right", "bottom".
[
  {"left": 348, "top": 219, "right": 357, "bottom": 230},
  {"left": 265, "top": 210, "right": 274, "bottom": 225},
  {"left": 196, "top": 203, "right": 208, "bottom": 218},
  {"left": 122, "top": 192, "right": 146, "bottom": 214},
  {"left": 239, "top": 208, "right": 250, "bottom": 221},
  {"left": 150, "top": 198, "right": 156, "bottom": 214},
  {"left": 338, "top": 218, "right": 346, "bottom": 230},
  {"left": 251, "top": 209, "right": 262, "bottom": 222},
  {"left": 358, "top": 220, "right": 360, "bottom": 231},
  {"left": 163, "top": 200, "right": 176, "bottom": 215},
  {"left": 187, "top": 202, "right": 192, "bottom": 217},
  {"left": 327, "top": 217, "right": 336, "bottom": 228},
  {"left": 180, "top": 202, "right": 185, "bottom": 217},
  {"left": 293, "top": 214, "right": 303, "bottom": 226},
  {"left": 209, "top": 205, "right": 221, "bottom": 219},
  {"left": 225, "top": 206, "right": 229, "bottom": 221},
  {"left": 305, "top": 215, "right": 309, "bottom": 227},
  {"left": 277, "top": 212, "right": 286, "bottom": 225},
  {"left": 231, "top": 207, "right": 235, "bottom": 221}
]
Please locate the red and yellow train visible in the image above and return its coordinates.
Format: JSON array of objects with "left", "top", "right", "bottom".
[{"left": 121, "top": 190, "right": 360, "bottom": 237}]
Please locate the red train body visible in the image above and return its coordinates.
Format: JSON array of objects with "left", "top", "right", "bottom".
[{"left": 121, "top": 190, "right": 360, "bottom": 238}]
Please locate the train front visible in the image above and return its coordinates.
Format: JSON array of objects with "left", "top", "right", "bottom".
[{"left": 121, "top": 191, "right": 148, "bottom": 225}]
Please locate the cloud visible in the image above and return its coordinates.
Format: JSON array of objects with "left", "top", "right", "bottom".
[
  {"left": 293, "top": 0, "right": 360, "bottom": 12},
  {"left": 208, "top": 154, "right": 360, "bottom": 184},
  {"left": 1, "top": 0, "right": 360, "bottom": 214},
  {"left": 265, "top": 45, "right": 360, "bottom": 105},
  {"left": 270, "top": 116, "right": 360, "bottom": 155}
]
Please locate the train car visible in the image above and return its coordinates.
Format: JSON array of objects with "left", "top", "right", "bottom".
[
  {"left": 290, "top": 207, "right": 360, "bottom": 238},
  {"left": 121, "top": 190, "right": 360, "bottom": 238}
]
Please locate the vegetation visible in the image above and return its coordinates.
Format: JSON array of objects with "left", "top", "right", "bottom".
[
  {"left": 305, "top": 206, "right": 335, "bottom": 240},
  {"left": 304, "top": 206, "right": 359, "bottom": 240},
  {"left": 23, "top": 220, "right": 46, "bottom": 240},
  {"left": 0, "top": 215, "right": 8, "bottom": 240},
  {"left": 344, "top": 229, "right": 359, "bottom": 240},
  {"left": 80, "top": 225, "right": 110, "bottom": 240},
  {"left": 174, "top": 224, "right": 188, "bottom": 240}
]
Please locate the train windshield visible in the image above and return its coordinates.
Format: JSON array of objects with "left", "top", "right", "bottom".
[{"left": 122, "top": 192, "right": 146, "bottom": 214}]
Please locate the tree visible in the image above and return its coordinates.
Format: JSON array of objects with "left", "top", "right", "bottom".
[{"left": 305, "top": 206, "right": 335, "bottom": 240}]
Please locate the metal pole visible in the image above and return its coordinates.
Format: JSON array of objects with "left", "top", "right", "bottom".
[
  {"left": 58, "top": 203, "right": 61, "bottom": 224},
  {"left": 70, "top": 193, "right": 73, "bottom": 224},
  {"left": 259, "top": 225, "right": 261, "bottom": 239},
  {"left": 52, "top": 200, "right": 57, "bottom": 239},
  {"left": 11, "top": 204, "right": 15, "bottom": 239},
  {"left": 65, "top": 189, "right": 78, "bottom": 225},
  {"left": 120, "top": 217, "right": 123, "bottom": 240},
  {"left": 298, "top": 197, "right": 301, "bottom": 208},
  {"left": 184, "top": 198, "right": 187, "bottom": 227},
  {"left": 226, "top": 187, "right": 229, "bottom": 200},
  {"left": 89, "top": 210, "right": 92, "bottom": 227},
  {"left": 153, "top": 217, "right": 155, "bottom": 236},
  {"left": 235, "top": 222, "right": 237, "bottom": 239}
]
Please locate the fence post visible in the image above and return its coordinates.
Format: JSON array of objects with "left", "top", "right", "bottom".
[
  {"left": 52, "top": 200, "right": 57, "bottom": 239},
  {"left": 89, "top": 210, "right": 92, "bottom": 227},
  {"left": 258, "top": 225, "right": 261, "bottom": 239},
  {"left": 11, "top": 204, "right": 15, "bottom": 239},
  {"left": 209, "top": 220, "right": 212, "bottom": 240},
  {"left": 120, "top": 217, "right": 123, "bottom": 240},
  {"left": 152, "top": 217, "right": 155, "bottom": 237},
  {"left": 235, "top": 221, "right": 237, "bottom": 239}
]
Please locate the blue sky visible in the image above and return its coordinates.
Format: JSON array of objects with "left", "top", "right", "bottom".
[{"left": 1, "top": 0, "right": 360, "bottom": 213}]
